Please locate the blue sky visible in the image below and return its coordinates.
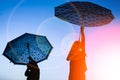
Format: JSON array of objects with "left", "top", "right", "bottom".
[{"left": 0, "top": 0, "right": 120, "bottom": 80}]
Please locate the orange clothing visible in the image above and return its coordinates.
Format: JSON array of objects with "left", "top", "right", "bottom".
[
  {"left": 67, "top": 41, "right": 87, "bottom": 80},
  {"left": 67, "top": 41, "right": 86, "bottom": 61}
]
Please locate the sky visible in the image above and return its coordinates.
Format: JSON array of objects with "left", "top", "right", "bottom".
[{"left": 0, "top": 0, "right": 120, "bottom": 80}]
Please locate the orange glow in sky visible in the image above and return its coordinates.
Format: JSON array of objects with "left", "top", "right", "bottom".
[{"left": 86, "top": 24, "right": 120, "bottom": 80}]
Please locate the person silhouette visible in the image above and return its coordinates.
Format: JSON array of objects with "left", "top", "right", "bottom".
[
  {"left": 25, "top": 57, "right": 40, "bottom": 80},
  {"left": 67, "top": 25, "right": 87, "bottom": 80}
]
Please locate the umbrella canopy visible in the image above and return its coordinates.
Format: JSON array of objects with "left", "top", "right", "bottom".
[
  {"left": 3, "top": 33, "right": 53, "bottom": 65},
  {"left": 55, "top": 1, "right": 114, "bottom": 27}
]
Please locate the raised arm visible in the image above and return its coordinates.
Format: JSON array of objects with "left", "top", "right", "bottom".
[{"left": 81, "top": 25, "right": 85, "bottom": 46}]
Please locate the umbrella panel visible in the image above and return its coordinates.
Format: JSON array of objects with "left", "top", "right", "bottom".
[
  {"left": 55, "top": 1, "right": 114, "bottom": 26},
  {"left": 3, "top": 33, "right": 53, "bottom": 65}
]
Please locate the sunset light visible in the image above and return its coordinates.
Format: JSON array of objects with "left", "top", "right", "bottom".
[{"left": 1, "top": 0, "right": 120, "bottom": 80}]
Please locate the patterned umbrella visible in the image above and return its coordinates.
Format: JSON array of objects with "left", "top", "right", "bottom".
[
  {"left": 55, "top": 1, "right": 114, "bottom": 27},
  {"left": 3, "top": 33, "right": 53, "bottom": 65}
]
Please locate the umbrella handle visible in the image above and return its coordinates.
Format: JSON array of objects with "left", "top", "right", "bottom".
[{"left": 79, "top": 23, "right": 84, "bottom": 41}]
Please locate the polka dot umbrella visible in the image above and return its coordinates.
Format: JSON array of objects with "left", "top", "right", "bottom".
[
  {"left": 55, "top": 1, "right": 114, "bottom": 40},
  {"left": 3, "top": 33, "right": 53, "bottom": 65}
]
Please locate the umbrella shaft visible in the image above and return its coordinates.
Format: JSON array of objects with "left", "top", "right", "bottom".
[
  {"left": 79, "top": 23, "right": 84, "bottom": 41},
  {"left": 27, "top": 43, "right": 30, "bottom": 57}
]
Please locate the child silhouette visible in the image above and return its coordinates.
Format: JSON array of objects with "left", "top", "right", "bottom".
[{"left": 25, "top": 57, "right": 40, "bottom": 80}]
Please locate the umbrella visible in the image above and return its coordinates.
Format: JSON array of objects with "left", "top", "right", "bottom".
[
  {"left": 3, "top": 33, "right": 53, "bottom": 65},
  {"left": 55, "top": 1, "right": 114, "bottom": 27}
]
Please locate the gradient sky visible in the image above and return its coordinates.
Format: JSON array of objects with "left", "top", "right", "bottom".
[{"left": 0, "top": 0, "right": 120, "bottom": 80}]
